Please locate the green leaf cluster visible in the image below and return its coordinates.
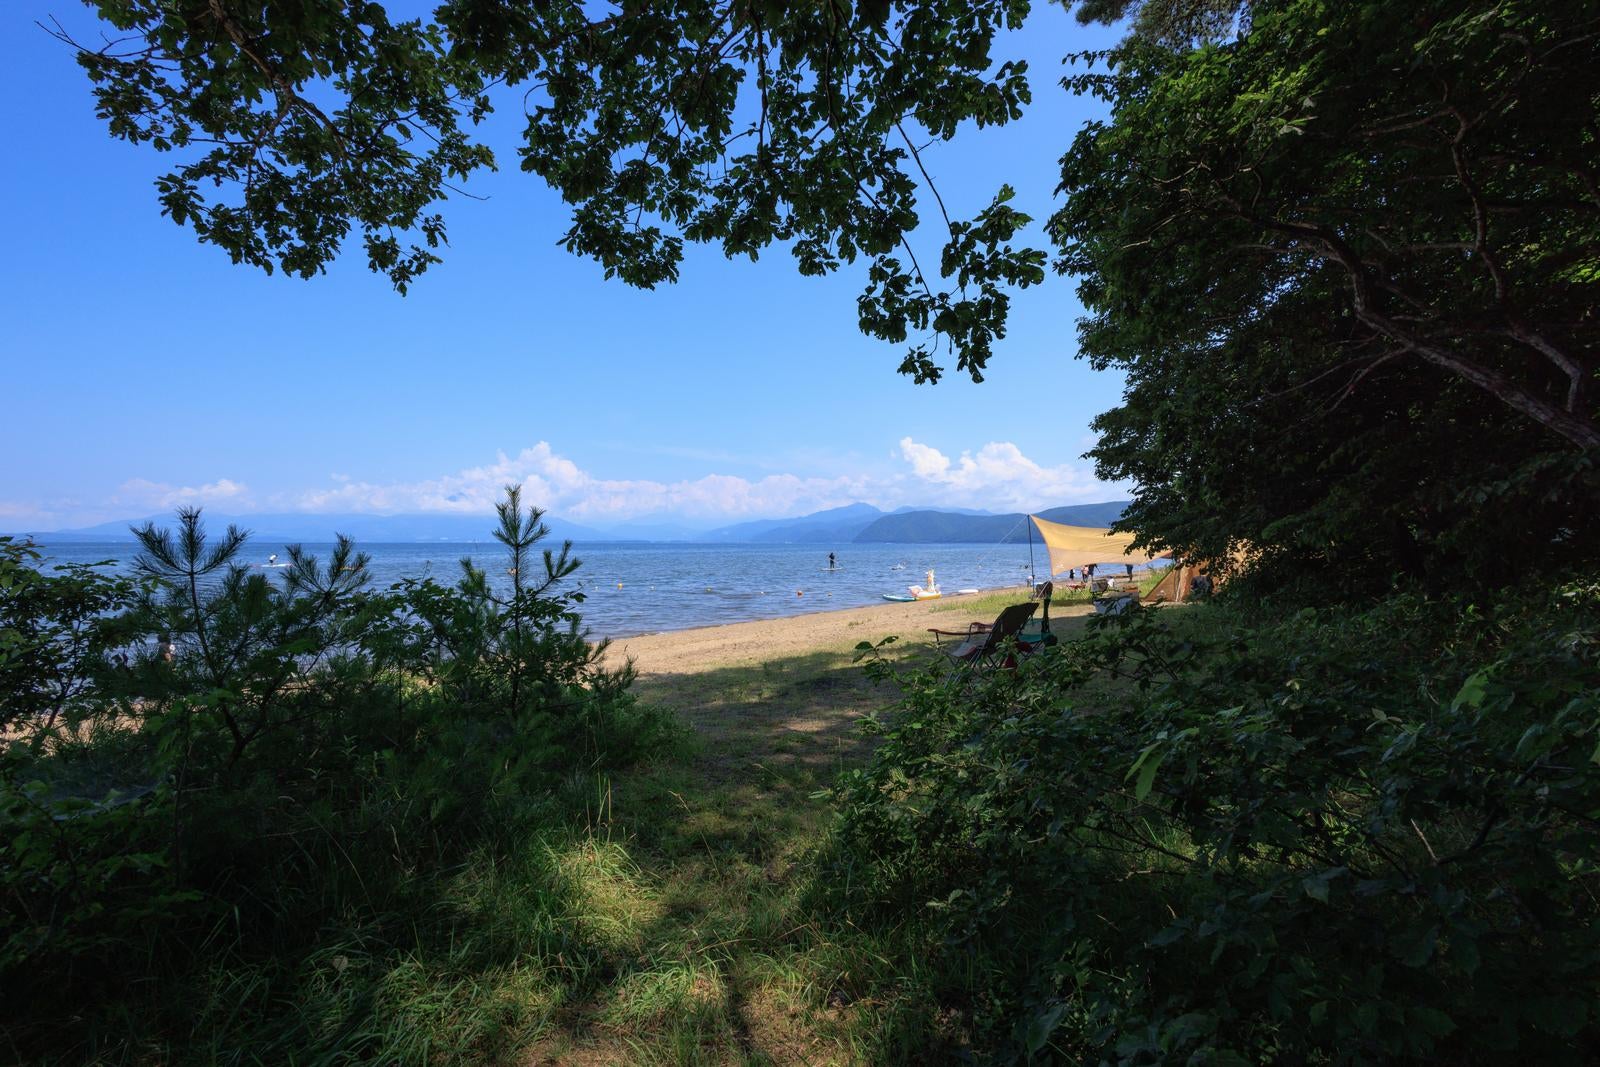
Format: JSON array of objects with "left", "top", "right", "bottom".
[
  {"left": 829, "top": 585, "right": 1600, "bottom": 1060},
  {"left": 61, "top": 0, "right": 1049, "bottom": 380},
  {"left": 1052, "top": 0, "right": 1600, "bottom": 584}
]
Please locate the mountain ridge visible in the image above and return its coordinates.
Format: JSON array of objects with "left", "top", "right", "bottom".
[{"left": 853, "top": 501, "right": 1130, "bottom": 543}]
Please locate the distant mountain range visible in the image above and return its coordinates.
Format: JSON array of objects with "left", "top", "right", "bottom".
[
  {"left": 853, "top": 501, "right": 1129, "bottom": 543},
  {"left": 12, "top": 501, "right": 1130, "bottom": 545},
  {"left": 701, "top": 503, "right": 886, "bottom": 543}
]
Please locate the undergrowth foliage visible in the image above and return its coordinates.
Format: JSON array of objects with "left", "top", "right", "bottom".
[
  {"left": 831, "top": 585, "right": 1600, "bottom": 1062},
  {"left": 0, "top": 488, "right": 674, "bottom": 1058}
]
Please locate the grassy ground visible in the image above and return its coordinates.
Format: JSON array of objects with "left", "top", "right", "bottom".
[
  {"left": 522, "top": 647, "right": 905, "bottom": 1065},
  {"left": 511, "top": 611, "right": 1125, "bottom": 1064},
  {"left": 24, "top": 613, "right": 1126, "bottom": 1064}
]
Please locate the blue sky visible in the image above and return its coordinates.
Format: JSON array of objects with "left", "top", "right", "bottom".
[{"left": 1, "top": 3, "right": 1128, "bottom": 531}]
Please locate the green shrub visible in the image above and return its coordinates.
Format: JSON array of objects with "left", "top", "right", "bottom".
[
  {"left": 830, "top": 583, "right": 1600, "bottom": 1062},
  {"left": 0, "top": 488, "right": 677, "bottom": 1059}
]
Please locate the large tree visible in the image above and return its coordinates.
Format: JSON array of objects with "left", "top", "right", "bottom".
[{"left": 1052, "top": 0, "right": 1599, "bottom": 576}]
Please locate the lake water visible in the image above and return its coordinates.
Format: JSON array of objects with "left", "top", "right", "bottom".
[{"left": 28, "top": 539, "right": 1117, "bottom": 639}]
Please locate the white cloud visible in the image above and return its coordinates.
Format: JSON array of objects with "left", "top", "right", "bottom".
[
  {"left": 284, "top": 444, "right": 877, "bottom": 521},
  {"left": 899, "top": 438, "right": 953, "bottom": 480},
  {"left": 0, "top": 501, "right": 54, "bottom": 524},
  {"left": 278, "top": 439, "right": 1112, "bottom": 521},
  {"left": 114, "top": 478, "right": 250, "bottom": 510},
  {"left": 10, "top": 438, "right": 1118, "bottom": 532},
  {"left": 893, "top": 437, "right": 1109, "bottom": 511}
]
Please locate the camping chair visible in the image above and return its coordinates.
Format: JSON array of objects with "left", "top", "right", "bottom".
[
  {"left": 1019, "top": 581, "right": 1058, "bottom": 654},
  {"left": 927, "top": 602, "right": 1037, "bottom": 672},
  {"left": 1092, "top": 588, "right": 1140, "bottom": 615}
]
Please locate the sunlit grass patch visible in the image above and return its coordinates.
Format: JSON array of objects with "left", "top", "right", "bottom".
[
  {"left": 545, "top": 837, "right": 662, "bottom": 957},
  {"left": 602, "top": 957, "right": 727, "bottom": 1025}
]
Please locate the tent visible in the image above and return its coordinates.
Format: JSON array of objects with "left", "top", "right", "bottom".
[
  {"left": 1145, "top": 561, "right": 1206, "bottom": 603},
  {"left": 1143, "top": 544, "right": 1256, "bottom": 603},
  {"left": 1029, "top": 515, "right": 1169, "bottom": 578}
]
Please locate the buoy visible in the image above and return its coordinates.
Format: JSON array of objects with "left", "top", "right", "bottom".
[
  {"left": 617, "top": 582, "right": 623, "bottom": 589},
  {"left": 796, "top": 590, "right": 803, "bottom": 597}
]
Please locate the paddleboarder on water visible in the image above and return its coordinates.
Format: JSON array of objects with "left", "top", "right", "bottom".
[{"left": 828, "top": 552, "right": 836, "bottom": 570}]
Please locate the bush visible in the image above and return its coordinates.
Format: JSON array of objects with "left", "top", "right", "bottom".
[
  {"left": 829, "top": 583, "right": 1600, "bottom": 1062},
  {"left": 0, "top": 488, "right": 677, "bottom": 1057}
]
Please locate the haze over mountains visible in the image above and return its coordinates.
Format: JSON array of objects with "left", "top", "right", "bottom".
[{"left": 16, "top": 501, "right": 1130, "bottom": 545}]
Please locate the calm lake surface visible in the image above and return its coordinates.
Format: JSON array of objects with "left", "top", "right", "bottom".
[{"left": 30, "top": 540, "right": 1083, "bottom": 639}]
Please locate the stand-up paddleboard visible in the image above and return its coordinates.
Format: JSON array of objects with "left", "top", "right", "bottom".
[{"left": 882, "top": 593, "right": 916, "bottom": 602}]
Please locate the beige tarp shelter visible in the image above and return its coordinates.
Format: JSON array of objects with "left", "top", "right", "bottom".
[{"left": 1030, "top": 515, "right": 1170, "bottom": 577}]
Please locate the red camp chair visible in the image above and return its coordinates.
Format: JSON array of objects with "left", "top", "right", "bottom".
[{"left": 927, "top": 602, "right": 1038, "bottom": 672}]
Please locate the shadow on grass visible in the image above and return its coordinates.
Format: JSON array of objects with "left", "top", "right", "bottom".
[
  {"left": 38, "top": 633, "right": 1144, "bottom": 1064},
  {"left": 630, "top": 648, "right": 902, "bottom": 783},
  {"left": 315, "top": 608, "right": 1198, "bottom": 1064},
  {"left": 517, "top": 605, "right": 1199, "bottom": 1064},
  {"left": 519, "top": 647, "right": 910, "bottom": 1064}
]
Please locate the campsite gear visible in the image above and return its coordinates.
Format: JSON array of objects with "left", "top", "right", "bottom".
[
  {"left": 1028, "top": 515, "right": 1171, "bottom": 580},
  {"left": 1144, "top": 544, "right": 1253, "bottom": 603},
  {"left": 1093, "top": 588, "right": 1140, "bottom": 615},
  {"left": 928, "top": 602, "right": 1038, "bottom": 671},
  {"left": 1019, "top": 581, "right": 1058, "bottom": 653}
]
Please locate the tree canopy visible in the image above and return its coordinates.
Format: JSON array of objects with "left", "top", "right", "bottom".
[
  {"left": 52, "top": 0, "right": 1050, "bottom": 383},
  {"left": 1052, "top": 0, "right": 1599, "bottom": 579}
]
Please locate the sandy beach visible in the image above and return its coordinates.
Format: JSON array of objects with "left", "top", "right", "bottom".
[{"left": 602, "top": 586, "right": 1096, "bottom": 677}]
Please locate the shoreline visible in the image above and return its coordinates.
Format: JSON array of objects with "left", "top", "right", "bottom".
[
  {"left": 598, "top": 583, "right": 1014, "bottom": 640},
  {"left": 600, "top": 584, "right": 1093, "bottom": 677}
]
